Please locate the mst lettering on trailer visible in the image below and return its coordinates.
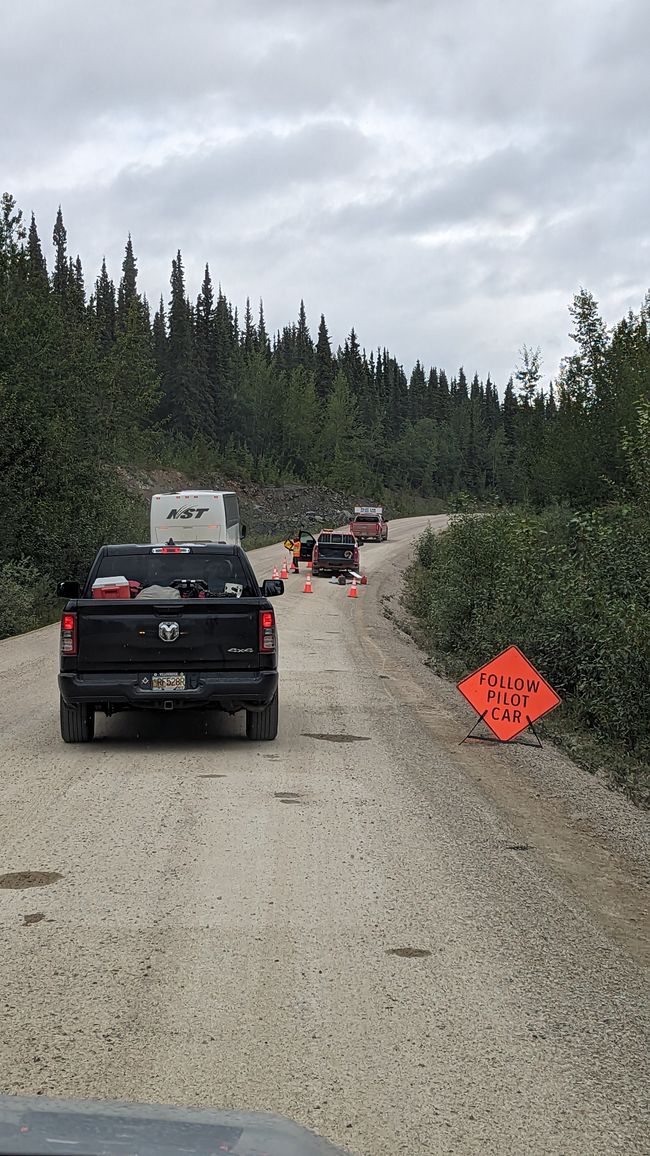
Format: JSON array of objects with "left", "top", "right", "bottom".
[
  {"left": 457, "top": 645, "right": 561, "bottom": 742},
  {"left": 166, "top": 506, "right": 210, "bottom": 520},
  {"left": 150, "top": 491, "right": 244, "bottom": 545}
]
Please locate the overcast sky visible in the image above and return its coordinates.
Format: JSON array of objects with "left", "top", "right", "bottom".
[{"left": 3, "top": 0, "right": 649, "bottom": 384}]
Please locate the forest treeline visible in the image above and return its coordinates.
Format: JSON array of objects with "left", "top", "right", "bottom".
[{"left": 1, "top": 189, "right": 649, "bottom": 655}]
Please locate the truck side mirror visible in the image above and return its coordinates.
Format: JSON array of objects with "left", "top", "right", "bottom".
[
  {"left": 57, "top": 580, "right": 80, "bottom": 598},
  {"left": 261, "top": 579, "right": 284, "bottom": 597},
  {"left": 240, "top": 524, "right": 247, "bottom": 539}
]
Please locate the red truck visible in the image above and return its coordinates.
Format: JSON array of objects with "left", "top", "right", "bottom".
[{"left": 349, "top": 506, "right": 388, "bottom": 543}]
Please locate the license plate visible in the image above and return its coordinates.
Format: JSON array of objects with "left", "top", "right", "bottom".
[{"left": 151, "top": 672, "right": 186, "bottom": 691}]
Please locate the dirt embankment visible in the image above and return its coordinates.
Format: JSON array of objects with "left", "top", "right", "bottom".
[{"left": 117, "top": 466, "right": 357, "bottom": 539}]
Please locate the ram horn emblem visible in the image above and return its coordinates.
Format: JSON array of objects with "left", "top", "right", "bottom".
[{"left": 159, "top": 621, "right": 180, "bottom": 642}]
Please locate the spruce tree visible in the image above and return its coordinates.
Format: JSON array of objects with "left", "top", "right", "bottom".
[
  {"left": 152, "top": 296, "right": 167, "bottom": 377},
  {"left": 503, "top": 377, "right": 518, "bottom": 443},
  {"left": 257, "top": 299, "right": 270, "bottom": 360},
  {"left": 243, "top": 296, "right": 256, "bottom": 354},
  {"left": 117, "top": 234, "right": 139, "bottom": 330},
  {"left": 52, "top": 206, "right": 69, "bottom": 299},
  {"left": 408, "top": 360, "right": 427, "bottom": 421},
  {"left": 95, "top": 258, "right": 116, "bottom": 352},
  {"left": 315, "top": 313, "right": 334, "bottom": 402},
  {"left": 295, "top": 299, "right": 314, "bottom": 370},
  {"left": 26, "top": 213, "right": 48, "bottom": 293}
]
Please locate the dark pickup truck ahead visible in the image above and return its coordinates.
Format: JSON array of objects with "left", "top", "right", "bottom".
[
  {"left": 57, "top": 543, "right": 283, "bottom": 744},
  {"left": 310, "top": 531, "right": 360, "bottom": 576}
]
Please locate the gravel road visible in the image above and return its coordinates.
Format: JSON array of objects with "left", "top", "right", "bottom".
[{"left": 0, "top": 516, "right": 648, "bottom": 1156}]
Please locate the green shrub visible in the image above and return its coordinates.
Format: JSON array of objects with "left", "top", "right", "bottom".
[
  {"left": 405, "top": 506, "right": 650, "bottom": 778},
  {"left": 0, "top": 560, "right": 58, "bottom": 640}
]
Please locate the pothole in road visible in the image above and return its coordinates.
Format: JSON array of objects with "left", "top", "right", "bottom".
[
  {"left": 198, "top": 774, "right": 227, "bottom": 779},
  {"left": 0, "top": 872, "right": 62, "bottom": 890},
  {"left": 386, "top": 947, "right": 431, "bottom": 959},
  {"left": 503, "top": 842, "right": 530, "bottom": 852},
  {"left": 274, "top": 792, "right": 304, "bottom": 804},
  {"left": 22, "top": 913, "right": 46, "bottom": 926},
  {"left": 302, "top": 733, "right": 370, "bottom": 743}
]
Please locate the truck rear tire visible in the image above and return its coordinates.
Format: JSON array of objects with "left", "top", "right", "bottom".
[
  {"left": 60, "top": 697, "right": 95, "bottom": 743},
  {"left": 246, "top": 692, "right": 279, "bottom": 741}
]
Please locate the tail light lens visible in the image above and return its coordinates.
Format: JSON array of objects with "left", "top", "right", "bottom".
[
  {"left": 61, "top": 612, "right": 78, "bottom": 656},
  {"left": 259, "top": 609, "right": 275, "bottom": 653}
]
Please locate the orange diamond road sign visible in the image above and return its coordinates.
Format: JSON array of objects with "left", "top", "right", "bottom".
[{"left": 457, "top": 645, "right": 561, "bottom": 742}]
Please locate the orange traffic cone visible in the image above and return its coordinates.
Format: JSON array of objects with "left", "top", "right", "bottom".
[
  {"left": 303, "top": 572, "right": 313, "bottom": 594},
  {"left": 307, "top": 559, "right": 313, "bottom": 571},
  {"left": 272, "top": 565, "right": 279, "bottom": 580},
  {"left": 348, "top": 576, "right": 358, "bottom": 599},
  {"left": 280, "top": 560, "right": 289, "bottom": 580}
]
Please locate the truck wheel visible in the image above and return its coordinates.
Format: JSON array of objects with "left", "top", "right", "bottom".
[
  {"left": 246, "top": 692, "right": 279, "bottom": 741},
  {"left": 60, "top": 697, "right": 95, "bottom": 743}
]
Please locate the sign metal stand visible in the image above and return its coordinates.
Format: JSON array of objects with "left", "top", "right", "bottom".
[{"left": 460, "top": 709, "right": 543, "bottom": 748}]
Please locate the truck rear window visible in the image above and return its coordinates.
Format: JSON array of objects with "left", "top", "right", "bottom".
[
  {"left": 90, "top": 553, "right": 257, "bottom": 597},
  {"left": 353, "top": 515, "right": 380, "bottom": 523}
]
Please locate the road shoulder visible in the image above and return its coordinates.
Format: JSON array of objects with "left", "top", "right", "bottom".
[{"left": 355, "top": 537, "right": 650, "bottom": 970}]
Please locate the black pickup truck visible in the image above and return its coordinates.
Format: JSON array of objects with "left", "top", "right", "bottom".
[{"left": 57, "top": 543, "right": 283, "bottom": 744}]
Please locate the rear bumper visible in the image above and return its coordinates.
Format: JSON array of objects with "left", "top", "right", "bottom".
[
  {"left": 59, "top": 670, "right": 278, "bottom": 712},
  {"left": 313, "top": 558, "right": 358, "bottom": 572}
]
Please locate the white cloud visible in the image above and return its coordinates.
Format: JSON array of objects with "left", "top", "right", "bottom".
[{"left": 3, "top": 0, "right": 649, "bottom": 382}]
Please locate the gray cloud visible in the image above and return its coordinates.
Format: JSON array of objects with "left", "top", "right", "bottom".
[{"left": 3, "top": 0, "right": 649, "bottom": 383}]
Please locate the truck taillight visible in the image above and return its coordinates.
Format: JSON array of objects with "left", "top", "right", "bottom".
[
  {"left": 61, "top": 612, "right": 78, "bottom": 656},
  {"left": 259, "top": 609, "right": 275, "bottom": 652}
]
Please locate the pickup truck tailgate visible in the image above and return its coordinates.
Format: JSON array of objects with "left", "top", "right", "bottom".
[
  {"left": 74, "top": 600, "right": 261, "bottom": 671},
  {"left": 317, "top": 544, "right": 356, "bottom": 562}
]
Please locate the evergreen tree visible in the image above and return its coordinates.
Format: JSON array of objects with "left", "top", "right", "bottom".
[
  {"left": 408, "top": 361, "right": 427, "bottom": 422},
  {"left": 315, "top": 313, "right": 334, "bottom": 402},
  {"left": 295, "top": 299, "right": 314, "bottom": 370},
  {"left": 159, "top": 250, "right": 215, "bottom": 438},
  {"left": 26, "top": 213, "right": 48, "bottom": 293},
  {"left": 435, "top": 369, "right": 450, "bottom": 424},
  {"left": 257, "top": 299, "right": 270, "bottom": 360},
  {"left": 68, "top": 254, "right": 86, "bottom": 317},
  {"left": 503, "top": 377, "right": 517, "bottom": 443},
  {"left": 117, "top": 234, "right": 139, "bottom": 330},
  {"left": 152, "top": 296, "right": 167, "bottom": 377},
  {"left": 94, "top": 258, "right": 116, "bottom": 352},
  {"left": 195, "top": 265, "right": 215, "bottom": 370},
  {"left": 243, "top": 296, "right": 256, "bottom": 354},
  {"left": 52, "top": 206, "right": 69, "bottom": 299}
]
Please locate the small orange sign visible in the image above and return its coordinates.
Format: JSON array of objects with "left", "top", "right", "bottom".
[{"left": 457, "top": 645, "right": 561, "bottom": 742}]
